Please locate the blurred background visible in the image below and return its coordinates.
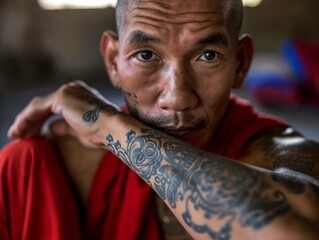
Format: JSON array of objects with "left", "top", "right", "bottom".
[{"left": 0, "top": 0, "right": 319, "bottom": 148}]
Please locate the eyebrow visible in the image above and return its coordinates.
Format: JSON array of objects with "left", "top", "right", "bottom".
[
  {"left": 196, "top": 33, "right": 229, "bottom": 48},
  {"left": 127, "top": 30, "right": 162, "bottom": 46}
]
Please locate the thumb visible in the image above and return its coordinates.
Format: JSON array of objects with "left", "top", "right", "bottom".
[
  {"left": 48, "top": 117, "right": 99, "bottom": 149},
  {"left": 50, "top": 119, "right": 77, "bottom": 138},
  {"left": 41, "top": 115, "right": 77, "bottom": 138}
]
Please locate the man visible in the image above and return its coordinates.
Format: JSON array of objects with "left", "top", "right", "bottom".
[{"left": 1, "top": 0, "right": 319, "bottom": 239}]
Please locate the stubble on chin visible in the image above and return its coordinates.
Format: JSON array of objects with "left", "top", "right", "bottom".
[{"left": 125, "top": 99, "right": 205, "bottom": 131}]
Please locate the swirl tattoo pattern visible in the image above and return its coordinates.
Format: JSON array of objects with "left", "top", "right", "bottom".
[{"left": 106, "top": 128, "right": 305, "bottom": 239}]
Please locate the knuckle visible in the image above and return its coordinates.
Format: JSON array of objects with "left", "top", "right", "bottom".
[
  {"left": 30, "top": 96, "right": 42, "bottom": 105},
  {"left": 60, "top": 83, "right": 71, "bottom": 91},
  {"left": 58, "top": 83, "right": 72, "bottom": 97},
  {"left": 15, "top": 112, "right": 23, "bottom": 120},
  {"left": 27, "top": 96, "right": 45, "bottom": 111}
]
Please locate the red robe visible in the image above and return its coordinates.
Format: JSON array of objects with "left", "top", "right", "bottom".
[{"left": 0, "top": 95, "right": 288, "bottom": 240}]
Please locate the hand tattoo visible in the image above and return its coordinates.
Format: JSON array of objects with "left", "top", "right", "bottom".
[
  {"left": 82, "top": 100, "right": 123, "bottom": 123},
  {"left": 83, "top": 108, "right": 100, "bottom": 122}
]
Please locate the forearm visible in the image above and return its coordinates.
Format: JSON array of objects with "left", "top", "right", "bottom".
[{"left": 93, "top": 110, "right": 319, "bottom": 240}]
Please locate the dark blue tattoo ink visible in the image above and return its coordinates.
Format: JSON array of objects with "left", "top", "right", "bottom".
[
  {"left": 106, "top": 128, "right": 305, "bottom": 239},
  {"left": 83, "top": 108, "right": 100, "bottom": 122}
]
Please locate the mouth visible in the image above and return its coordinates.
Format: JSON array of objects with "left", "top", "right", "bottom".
[{"left": 161, "top": 128, "right": 195, "bottom": 138}]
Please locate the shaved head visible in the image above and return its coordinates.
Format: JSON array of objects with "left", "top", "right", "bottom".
[
  {"left": 115, "top": 0, "right": 127, "bottom": 33},
  {"left": 102, "top": 0, "right": 253, "bottom": 150},
  {"left": 115, "top": 0, "right": 243, "bottom": 37}
]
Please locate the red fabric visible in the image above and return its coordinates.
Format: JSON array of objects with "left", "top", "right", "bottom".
[
  {"left": 0, "top": 138, "right": 83, "bottom": 240},
  {"left": 86, "top": 149, "right": 163, "bottom": 240},
  {"left": 294, "top": 40, "right": 319, "bottom": 86},
  {"left": 0, "top": 138, "right": 163, "bottom": 240},
  {"left": 0, "top": 95, "right": 288, "bottom": 239},
  {"left": 209, "top": 95, "right": 288, "bottom": 158}
]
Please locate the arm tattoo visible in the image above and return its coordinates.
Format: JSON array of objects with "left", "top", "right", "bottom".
[{"left": 107, "top": 128, "right": 306, "bottom": 239}]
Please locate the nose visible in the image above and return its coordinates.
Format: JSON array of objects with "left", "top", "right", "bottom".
[{"left": 157, "top": 64, "right": 199, "bottom": 112}]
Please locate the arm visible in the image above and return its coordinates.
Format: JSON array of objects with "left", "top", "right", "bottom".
[
  {"left": 99, "top": 111, "right": 319, "bottom": 240},
  {"left": 8, "top": 82, "right": 319, "bottom": 240}
]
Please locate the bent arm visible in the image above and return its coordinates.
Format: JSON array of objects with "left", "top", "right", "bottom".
[
  {"left": 93, "top": 108, "right": 319, "bottom": 240},
  {"left": 8, "top": 82, "right": 319, "bottom": 239}
]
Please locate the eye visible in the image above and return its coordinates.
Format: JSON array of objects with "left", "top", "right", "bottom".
[
  {"left": 136, "top": 50, "right": 157, "bottom": 62},
  {"left": 198, "top": 50, "right": 219, "bottom": 61}
]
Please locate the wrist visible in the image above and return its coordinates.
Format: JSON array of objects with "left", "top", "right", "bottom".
[{"left": 93, "top": 108, "right": 132, "bottom": 148}]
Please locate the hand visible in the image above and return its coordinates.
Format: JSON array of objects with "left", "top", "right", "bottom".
[
  {"left": 7, "top": 81, "right": 119, "bottom": 147},
  {"left": 41, "top": 115, "right": 98, "bottom": 148}
]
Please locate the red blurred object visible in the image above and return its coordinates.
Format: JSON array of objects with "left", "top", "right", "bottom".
[{"left": 283, "top": 40, "right": 319, "bottom": 105}]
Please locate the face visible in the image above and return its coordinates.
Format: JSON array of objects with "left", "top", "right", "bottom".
[{"left": 103, "top": 0, "right": 252, "bottom": 150}]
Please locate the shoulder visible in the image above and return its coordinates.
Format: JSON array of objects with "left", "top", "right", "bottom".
[{"left": 240, "top": 127, "right": 319, "bottom": 180}]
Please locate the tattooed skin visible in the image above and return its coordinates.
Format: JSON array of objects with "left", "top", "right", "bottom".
[
  {"left": 107, "top": 128, "right": 306, "bottom": 239},
  {"left": 124, "top": 91, "right": 139, "bottom": 118},
  {"left": 83, "top": 100, "right": 125, "bottom": 122},
  {"left": 257, "top": 133, "right": 319, "bottom": 179},
  {"left": 83, "top": 108, "right": 100, "bottom": 122}
]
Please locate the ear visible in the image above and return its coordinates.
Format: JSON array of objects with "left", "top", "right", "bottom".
[
  {"left": 100, "top": 31, "right": 120, "bottom": 89},
  {"left": 233, "top": 34, "right": 254, "bottom": 89}
]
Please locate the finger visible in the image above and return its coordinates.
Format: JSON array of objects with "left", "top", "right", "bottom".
[
  {"left": 49, "top": 119, "right": 77, "bottom": 138},
  {"left": 7, "top": 117, "right": 43, "bottom": 140},
  {"left": 50, "top": 119, "right": 99, "bottom": 149},
  {"left": 7, "top": 95, "right": 54, "bottom": 140}
]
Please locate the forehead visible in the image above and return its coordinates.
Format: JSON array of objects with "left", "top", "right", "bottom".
[
  {"left": 125, "top": 0, "right": 227, "bottom": 19},
  {"left": 119, "top": 0, "right": 233, "bottom": 43}
]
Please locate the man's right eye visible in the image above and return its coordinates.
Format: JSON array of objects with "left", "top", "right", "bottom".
[{"left": 136, "top": 50, "right": 156, "bottom": 61}]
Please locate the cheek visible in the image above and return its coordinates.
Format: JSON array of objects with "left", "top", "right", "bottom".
[
  {"left": 117, "top": 60, "right": 160, "bottom": 109},
  {"left": 196, "top": 63, "right": 236, "bottom": 102},
  {"left": 193, "top": 61, "right": 237, "bottom": 124}
]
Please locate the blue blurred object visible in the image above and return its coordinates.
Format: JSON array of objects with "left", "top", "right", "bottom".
[
  {"left": 244, "top": 54, "right": 301, "bottom": 108},
  {"left": 282, "top": 40, "right": 308, "bottom": 80},
  {"left": 244, "top": 40, "right": 319, "bottom": 108}
]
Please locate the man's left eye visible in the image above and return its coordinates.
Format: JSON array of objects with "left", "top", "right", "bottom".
[{"left": 199, "top": 51, "right": 218, "bottom": 61}]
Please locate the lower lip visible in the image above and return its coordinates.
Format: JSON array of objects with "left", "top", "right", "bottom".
[{"left": 162, "top": 129, "right": 193, "bottom": 137}]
